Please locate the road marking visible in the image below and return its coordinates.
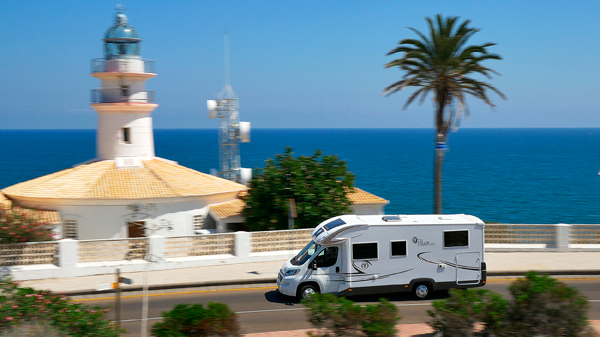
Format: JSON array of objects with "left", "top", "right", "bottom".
[
  {"left": 74, "top": 286, "right": 277, "bottom": 302},
  {"left": 118, "top": 303, "right": 435, "bottom": 322}
]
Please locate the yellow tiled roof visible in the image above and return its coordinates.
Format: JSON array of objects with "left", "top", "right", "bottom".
[
  {"left": 2, "top": 159, "right": 246, "bottom": 200},
  {"left": 209, "top": 187, "right": 388, "bottom": 220},
  {"left": 210, "top": 198, "right": 246, "bottom": 219},
  {"left": 346, "top": 187, "right": 389, "bottom": 205},
  {"left": 0, "top": 192, "right": 61, "bottom": 224}
]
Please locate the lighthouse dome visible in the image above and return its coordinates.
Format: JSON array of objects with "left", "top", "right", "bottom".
[{"left": 103, "top": 13, "right": 142, "bottom": 59}]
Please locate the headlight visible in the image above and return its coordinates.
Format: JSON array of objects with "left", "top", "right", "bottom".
[{"left": 284, "top": 269, "right": 300, "bottom": 276}]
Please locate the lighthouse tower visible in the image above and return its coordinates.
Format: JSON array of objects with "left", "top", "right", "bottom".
[{"left": 90, "top": 7, "right": 157, "bottom": 162}]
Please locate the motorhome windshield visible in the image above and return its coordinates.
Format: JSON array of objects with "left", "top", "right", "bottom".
[{"left": 291, "top": 241, "right": 321, "bottom": 266}]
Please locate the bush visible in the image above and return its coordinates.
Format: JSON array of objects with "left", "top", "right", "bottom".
[
  {"left": 361, "top": 299, "right": 401, "bottom": 337},
  {"left": 302, "top": 294, "right": 400, "bottom": 337},
  {"left": 151, "top": 302, "right": 240, "bottom": 337},
  {"left": 507, "top": 271, "right": 591, "bottom": 336},
  {"left": 428, "top": 288, "right": 508, "bottom": 337},
  {"left": 0, "top": 277, "right": 121, "bottom": 337},
  {"left": 0, "top": 320, "right": 68, "bottom": 337},
  {"left": 0, "top": 204, "right": 54, "bottom": 243}
]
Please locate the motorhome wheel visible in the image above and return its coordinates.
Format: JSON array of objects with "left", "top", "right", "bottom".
[
  {"left": 298, "top": 284, "right": 319, "bottom": 300},
  {"left": 413, "top": 283, "right": 431, "bottom": 299}
]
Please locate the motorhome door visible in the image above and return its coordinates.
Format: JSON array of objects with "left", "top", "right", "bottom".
[
  {"left": 311, "top": 246, "right": 343, "bottom": 293},
  {"left": 455, "top": 251, "right": 481, "bottom": 285}
]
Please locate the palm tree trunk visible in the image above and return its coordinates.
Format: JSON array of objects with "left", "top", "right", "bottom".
[{"left": 434, "top": 146, "right": 444, "bottom": 214}]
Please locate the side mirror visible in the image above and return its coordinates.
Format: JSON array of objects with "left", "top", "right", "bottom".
[{"left": 312, "top": 263, "right": 318, "bottom": 270}]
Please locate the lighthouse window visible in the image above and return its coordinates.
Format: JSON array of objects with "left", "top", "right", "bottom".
[
  {"left": 121, "top": 85, "right": 129, "bottom": 98},
  {"left": 63, "top": 220, "right": 78, "bottom": 240},
  {"left": 122, "top": 128, "right": 131, "bottom": 144}
]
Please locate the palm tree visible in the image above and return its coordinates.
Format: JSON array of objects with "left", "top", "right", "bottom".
[{"left": 383, "top": 15, "right": 505, "bottom": 214}]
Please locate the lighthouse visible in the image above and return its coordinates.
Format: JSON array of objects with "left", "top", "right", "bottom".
[
  {"left": 2, "top": 8, "right": 248, "bottom": 239},
  {"left": 91, "top": 8, "right": 157, "bottom": 163}
]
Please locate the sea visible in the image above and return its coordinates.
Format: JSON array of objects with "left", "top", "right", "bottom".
[{"left": 1, "top": 128, "right": 600, "bottom": 224}]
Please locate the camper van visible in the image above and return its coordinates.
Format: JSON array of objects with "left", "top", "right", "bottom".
[{"left": 277, "top": 214, "right": 486, "bottom": 300}]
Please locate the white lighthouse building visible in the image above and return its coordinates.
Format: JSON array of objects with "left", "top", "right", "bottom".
[{"left": 2, "top": 10, "right": 248, "bottom": 240}]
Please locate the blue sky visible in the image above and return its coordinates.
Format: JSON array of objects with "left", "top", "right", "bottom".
[{"left": 1, "top": 0, "right": 599, "bottom": 129}]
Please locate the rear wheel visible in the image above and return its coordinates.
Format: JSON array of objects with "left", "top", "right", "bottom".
[
  {"left": 413, "top": 283, "right": 431, "bottom": 300},
  {"left": 298, "top": 284, "right": 319, "bottom": 300}
]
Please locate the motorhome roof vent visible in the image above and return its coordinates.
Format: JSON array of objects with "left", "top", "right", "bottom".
[{"left": 382, "top": 215, "right": 407, "bottom": 222}]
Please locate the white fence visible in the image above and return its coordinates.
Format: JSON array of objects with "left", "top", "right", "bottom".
[{"left": 1, "top": 224, "right": 599, "bottom": 281}]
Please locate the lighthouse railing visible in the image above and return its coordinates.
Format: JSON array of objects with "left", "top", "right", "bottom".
[
  {"left": 90, "top": 58, "right": 155, "bottom": 74},
  {"left": 90, "top": 89, "right": 156, "bottom": 104}
]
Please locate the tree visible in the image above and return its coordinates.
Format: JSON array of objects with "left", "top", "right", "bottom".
[
  {"left": 383, "top": 15, "right": 505, "bottom": 214},
  {"left": 242, "top": 147, "right": 355, "bottom": 231}
]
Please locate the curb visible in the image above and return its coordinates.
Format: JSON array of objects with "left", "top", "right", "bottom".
[{"left": 60, "top": 270, "right": 600, "bottom": 297}]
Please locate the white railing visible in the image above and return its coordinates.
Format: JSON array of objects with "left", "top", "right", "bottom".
[
  {"left": 0, "top": 242, "right": 58, "bottom": 266},
  {"left": 2, "top": 225, "right": 600, "bottom": 281},
  {"left": 251, "top": 229, "right": 313, "bottom": 253},
  {"left": 485, "top": 224, "right": 556, "bottom": 244},
  {"left": 165, "top": 234, "right": 234, "bottom": 258},
  {"left": 79, "top": 238, "right": 148, "bottom": 263}
]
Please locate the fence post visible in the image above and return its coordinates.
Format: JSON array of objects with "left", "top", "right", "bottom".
[
  {"left": 149, "top": 235, "right": 165, "bottom": 261},
  {"left": 58, "top": 239, "right": 78, "bottom": 274},
  {"left": 555, "top": 224, "right": 571, "bottom": 251},
  {"left": 234, "top": 231, "right": 251, "bottom": 261}
]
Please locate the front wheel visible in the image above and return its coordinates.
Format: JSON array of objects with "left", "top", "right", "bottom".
[
  {"left": 298, "top": 284, "right": 319, "bottom": 300},
  {"left": 413, "top": 283, "right": 431, "bottom": 300}
]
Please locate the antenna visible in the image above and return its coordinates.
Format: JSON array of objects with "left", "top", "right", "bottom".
[
  {"left": 224, "top": 31, "right": 231, "bottom": 86},
  {"left": 206, "top": 32, "right": 252, "bottom": 184}
]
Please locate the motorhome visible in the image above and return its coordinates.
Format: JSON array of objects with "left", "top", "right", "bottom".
[{"left": 277, "top": 214, "right": 486, "bottom": 300}]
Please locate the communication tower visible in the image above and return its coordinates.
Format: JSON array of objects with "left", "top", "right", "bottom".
[{"left": 207, "top": 33, "right": 251, "bottom": 184}]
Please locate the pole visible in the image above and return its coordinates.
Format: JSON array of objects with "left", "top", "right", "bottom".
[
  {"left": 140, "top": 260, "right": 150, "bottom": 337},
  {"left": 115, "top": 268, "right": 121, "bottom": 329}
]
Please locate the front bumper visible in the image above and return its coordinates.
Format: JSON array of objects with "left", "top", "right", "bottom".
[{"left": 277, "top": 269, "right": 295, "bottom": 297}]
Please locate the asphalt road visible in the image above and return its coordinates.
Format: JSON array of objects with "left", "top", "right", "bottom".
[{"left": 74, "top": 278, "right": 600, "bottom": 336}]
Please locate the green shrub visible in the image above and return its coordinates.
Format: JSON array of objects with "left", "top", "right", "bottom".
[
  {"left": 302, "top": 293, "right": 364, "bottom": 337},
  {"left": 361, "top": 299, "right": 400, "bottom": 337},
  {"left": 507, "top": 271, "right": 590, "bottom": 337},
  {"left": 0, "top": 320, "right": 68, "bottom": 337},
  {"left": 151, "top": 302, "right": 240, "bottom": 337},
  {"left": 302, "top": 294, "right": 400, "bottom": 337},
  {"left": 0, "top": 204, "right": 54, "bottom": 243},
  {"left": 0, "top": 276, "right": 121, "bottom": 337},
  {"left": 427, "top": 288, "right": 508, "bottom": 337}
]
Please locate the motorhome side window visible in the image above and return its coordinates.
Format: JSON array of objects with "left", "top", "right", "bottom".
[
  {"left": 390, "top": 240, "right": 407, "bottom": 257},
  {"left": 444, "top": 230, "right": 469, "bottom": 248},
  {"left": 353, "top": 242, "right": 378, "bottom": 260},
  {"left": 313, "top": 246, "right": 338, "bottom": 268}
]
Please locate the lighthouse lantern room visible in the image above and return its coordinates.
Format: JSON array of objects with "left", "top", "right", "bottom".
[{"left": 90, "top": 6, "right": 157, "bottom": 162}]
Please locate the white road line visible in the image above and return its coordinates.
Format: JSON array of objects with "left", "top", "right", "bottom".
[{"left": 118, "top": 300, "right": 599, "bottom": 322}]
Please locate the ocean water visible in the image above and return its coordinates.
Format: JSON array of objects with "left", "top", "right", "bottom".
[{"left": 1, "top": 128, "right": 600, "bottom": 224}]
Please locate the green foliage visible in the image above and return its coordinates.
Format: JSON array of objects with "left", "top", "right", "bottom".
[
  {"left": 0, "top": 204, "right": 54, "bottom": 243},
  {"left": 428, "top": 272, "right": 593, "bottom": 337},
  {"left": 383, "top": 14, "right": 505, "bottom": 138},
  {"left": 0, "top": 320, "right": 68, "bottom": 337},
  {"left": 428, "top": 289, "right": 508, "bottom": 337},
  {"left": 361, "top": 299, "right": 400, "bottom": 337},
  {"left": 243, "top": 147, "right": 355, "bottom": 231},
  {"left": 302, "top": 294, "right": 399, "bottom": 337},
  {"left": 151, "top": 302, "right": 240, "bottom": 337},
  {"left": 507, "top": 271, "right": 590, "bottom": 336},
  {"left": 0, "top": 276, "right": 121, "bottom": 337}
]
